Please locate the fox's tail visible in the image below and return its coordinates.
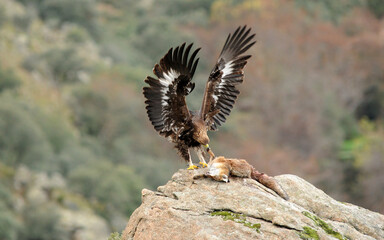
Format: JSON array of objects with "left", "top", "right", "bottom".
[{"left": 251, "top": 168, "right": 289, "bottom": 200}]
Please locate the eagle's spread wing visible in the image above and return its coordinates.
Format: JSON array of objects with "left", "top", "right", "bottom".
[
  {"left": 143, "top": 43, "right": 200, "bottom": 135},
  {"left": 200, "top": 26, "right": 256, "bottom": 131}
]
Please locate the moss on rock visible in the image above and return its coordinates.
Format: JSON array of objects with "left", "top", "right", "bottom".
[
  {"left": 298, "top": 226, "right": 320, "bottom": 240},
  {"left": 211, "top": 210, "right": 261, "bottom": 232},
  {"left": 302, "top": 211, "right": 347, "bottom": 240}
]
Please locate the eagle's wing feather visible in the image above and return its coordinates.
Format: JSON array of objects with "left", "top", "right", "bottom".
[
  {"left": 200, "top": 26, "right": 256, "bottom": 131},
  {"left": 144, "top": 43, "right": 200, "bottom": 135}
]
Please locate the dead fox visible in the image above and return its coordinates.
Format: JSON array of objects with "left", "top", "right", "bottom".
[{"left": 195, "top": 156, "right": 289, "bottom": 200}]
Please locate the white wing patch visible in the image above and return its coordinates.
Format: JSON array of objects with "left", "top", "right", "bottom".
[
  {"left": 211, "top": 60, "right": 234, "bottom": 104},
  {"left": 159, "top": 69, "right": 179, "bottom": 86},
  {"left": 161, "top": 95, "right": 169, "bottom": 107},
  {"left": 159, "top": 68, "right": 179, "bottom": 106},
  {"left": 221, "top": 60, "right": 234, "bottom": 77}
]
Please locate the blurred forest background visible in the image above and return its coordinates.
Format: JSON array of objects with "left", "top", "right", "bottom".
[{"left": 1, "top": 0, "right": 384, "bottom": 239}]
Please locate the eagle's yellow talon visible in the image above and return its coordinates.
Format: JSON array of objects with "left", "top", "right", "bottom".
[
  {"left": 187, "top": 165, "right": 199, "bottom": 170},
  {"left": 199, "top": 162, "right": 208, "bottom": 168}
]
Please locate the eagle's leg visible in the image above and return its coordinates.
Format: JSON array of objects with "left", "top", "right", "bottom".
[
  {"left": 187, "top": 148, "right": 198, "bottom": 170},
  {"left": 187, "top": 157, "right": 199, "bottom": 170},
  {"left": 195, "top": 147, "right": 208, "bottom": 168},
  {"left": 176, "top": 143, "right": 198, "bottom": 170}
]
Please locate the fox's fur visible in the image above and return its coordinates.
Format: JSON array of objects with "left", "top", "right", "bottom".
[{"left": 195, "top": 156, "right": 289, "bottom": 200}]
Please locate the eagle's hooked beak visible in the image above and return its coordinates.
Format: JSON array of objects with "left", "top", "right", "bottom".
[{"left": 204, "top": 144, "right": 215, "bottom": 162}]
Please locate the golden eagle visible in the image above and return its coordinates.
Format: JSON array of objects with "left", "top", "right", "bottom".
[{"left": 143, "top": 26, "right": 256, "bottom": 169}]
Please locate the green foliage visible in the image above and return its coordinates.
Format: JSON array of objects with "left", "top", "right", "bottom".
[
  {"left": 336, "top": 118, "right": 384, "bottom": 211},
  {"left": 0, "top": 181, "right": 13, "bottom": 207},
  {"left": 16, "top": 0, "right": 99, "bottom": 37},
  {"left": 0, "top": 180, "right": 17, "bottom": 240},
  {"left": 295, "top": 0, "right": 365, "bottom": 23},
  {"left": 0, "top": 66, "right": 20, "bottom": 93},
  {"left": 0, "top": 6, "right": 6, "bottom": 28},
  {"left": 366, "top": 0, "right": 384, "bottom": 18},
  {"left": 19, "top": 202, "right": 66, "bottom": 240},
  {"left": 160, "top": 0, "right": 210, "bottom": 14},
  {"left": 114, "top": 65, "right": 148, "bottom": 86},
  {"left": 111, "top": 136, "right": 181, "bottom": 188},
  {"left": 338, "top": 137, "right": 365, "bottom": 162},
  {"left": 131, "top": 18, "right": 191, "bottom": 66},
  {"left": 0, "top": 162, "right": 15, "bottom": 182},
  {"left": 337, "top": 118, "right": 376, "bottom": 199},
  {"left": 54, "top": 142, "right": 99, "bottom": 176},
  {"left": 355, "top": 85, "right": 384, "bottom": 121},
  {"left": 161, "top": 0, "right": 211, "bottom": 25},
  {"left": 12, "top": 11, "right": 35, "bottom": 30},
  {"left": 66, "top": 25, "right": 90, "bottom": 44},
  {"left": 0, "top": 95, "right": 99, "bottom": 175},
  {"left": 69, "top": 161, "right": 145, "bottom": 218},
  {"left": 340, "top": 113, "right": 359, "bottom": 141},
  {"left": 21, "top": 55, "right": 39, "bottom": 72},
  {"left": 108, "top": 232, "right": 122, "bottom": 240},
  {"left": 0, "top": 101, "right": 53, "bottom": 170},
  {"left": 42, "top": 48, "right": 88, "bottom": 84},
  {"left": 14, "top": 0, "right": 44, "bottom": 8},
  {"left": 40, "top": 0, "right": 96, "bottom": 24},
  {"left": 69, "top": 88, "right": 108, "bottom": 136},
  {"left": 23, "top": 47, "right": 88, "bottom": 84},
  {"left": 0, "top": 202, "right": 18, "bottom": 240},
  {"left": 0, "top": 166, "right": 16, "bottom": 239}
]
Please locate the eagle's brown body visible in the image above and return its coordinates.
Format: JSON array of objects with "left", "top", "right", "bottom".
[
  {"left": 167, "top": 114, "right": 211, "bottom": 164},
  {"left": 143, "top": 26, "right": 256, "bottom": 168}
]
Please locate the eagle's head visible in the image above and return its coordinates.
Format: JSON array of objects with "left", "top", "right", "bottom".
[{"left": 192, "top": 118, "right": 210, "bottom": 145}]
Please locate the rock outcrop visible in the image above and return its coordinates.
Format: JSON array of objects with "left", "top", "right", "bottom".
[{"left": 122, "top": 168, "right": 384, "bottom": 240}]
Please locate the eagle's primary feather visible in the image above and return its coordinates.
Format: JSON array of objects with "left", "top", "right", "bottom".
[
  {"left": 143, "top": 26, "right": 256, "bottom": 168},
  {"left": 143, "top": 43, "right": 200, "bottom": 134},
  {"left": 200, "top": 26, "right": 256, "bottom": 130}
]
